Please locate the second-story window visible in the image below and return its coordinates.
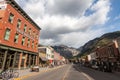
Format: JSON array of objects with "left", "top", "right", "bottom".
[
  {"left": 14, "top": 33, "right": 19, "bottom": 43},
  {"left": 24, "top": 24, "right": 27, "bottom": 32},
  {"left": 8, "top": 13, "right": 14, "bottom": 23},
  {"left": 21, "top": 37, "right": 25, "bottom": 45},
  {"left": 28, "top": 28, "right": 31, "bottom": 35},
  {"left": 27, "top": 39, "right": 30, "bottom": 47},
  {"left": 32, "top": 41, "right": 34, "bottom": 48},
  {"left": 36, "top": 34, "right": 38, "bottom": 39},
  {"left": 4, "top": 28, "right": 11, "bottom": 40},
  {"left": 33, "top": 31, "right": 35, "bottom": 38},
  {"left": 35, "top": 43, "right": 38, "bottom": 49},
  {"left": 17, "top": 19, "right": 21, "bottom": 28},
  {"left": 52, "top": 55, "right": 54, "bottom": 58}
]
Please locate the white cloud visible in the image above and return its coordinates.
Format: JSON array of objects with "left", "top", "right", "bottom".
[
  {"left": 40, "top": 28, "right": 105, "bottom": 48},
  {"left": 46, "top": 0, "right": 93, "bottom": 17},
  {"left": 15, "top": 0, "right": 111, "bottom": 48},
  {"left": 60, "top": 29, "right": 105, "bottom": 47},
  {"left": 24, "top": 0, "right": 45, "bottom": 18}
]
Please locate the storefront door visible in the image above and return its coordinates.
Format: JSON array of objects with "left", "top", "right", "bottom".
[{"left": 4, "top": 53, "right": 14, "bottom": 69}]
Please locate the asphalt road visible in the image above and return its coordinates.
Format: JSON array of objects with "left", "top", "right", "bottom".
[
  {"left": 23, "top": 64, "right": 72, "bottom": 80},
  {"left": 23, "top": 64, "right": 120, "bottom": 80}
]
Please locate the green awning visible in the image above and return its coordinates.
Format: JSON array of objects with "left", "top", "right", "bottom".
[
  {"left": 0, "top": 45, "right": 37, "bottom": 55},
  {"left": 23, "top": 51, "right": 28, "bottom": 53},
  {"left": 9, "top": 47, "right": 23, "bottom": 52},
  {"left": 0, "top": 46, "right": 8, "bottom": 49}
]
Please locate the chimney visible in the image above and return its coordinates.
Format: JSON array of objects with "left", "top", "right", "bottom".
[{"left": 113, "top": 39, "right": 118, "bottom": 48}]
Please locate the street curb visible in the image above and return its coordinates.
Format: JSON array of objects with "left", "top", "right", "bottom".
[{"left": 14, "top": 65, "right": 65, "bottom": 80}]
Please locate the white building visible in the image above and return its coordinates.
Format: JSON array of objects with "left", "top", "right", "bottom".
[{"left": 38, "top": 46, "right": 54, "bottom": 63}]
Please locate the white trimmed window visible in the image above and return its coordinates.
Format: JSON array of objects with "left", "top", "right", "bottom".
[
  {"left": 4, "top": 28, "right": 11, "bottom": 40},
  {"left": 28, "top": 28, "right": 31, "bottom": 35},
  {"left": 24, "top": 24, "right": 27, "bottom": 32},
  {"left": 17, "top": 19, "right": 21, "bottom": 28},
  {"left": 14, "top": 33, "right": 19, "bottom": 43},
  {"left": 8, "top": 13, "right": 14, "bottom": 23},
  {"left": 32, "top": 41, "right": 34, "bottom": 48},
  {"left": 27, "top": 39, "right": 30, "bottom": 47},
  {"left": 21, "top": 37, "right": 25, "bottom": 45}
]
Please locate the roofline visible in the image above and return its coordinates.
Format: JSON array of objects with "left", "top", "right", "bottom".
[{"left": 5, "top": 0, "right": 41, "bottom": 30}]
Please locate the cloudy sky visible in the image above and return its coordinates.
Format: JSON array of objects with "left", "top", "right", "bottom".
[{"left": 15, "top": 0, "right": 120, "bottom": 48}]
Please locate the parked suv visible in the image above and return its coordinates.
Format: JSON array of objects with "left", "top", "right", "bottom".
[{"left": 90, "top": 60, "right": 99, "bottom": 70}]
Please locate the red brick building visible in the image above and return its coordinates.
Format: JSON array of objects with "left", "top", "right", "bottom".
[{"left": 0, "top": 0, "right": 41, "bottom": 70}]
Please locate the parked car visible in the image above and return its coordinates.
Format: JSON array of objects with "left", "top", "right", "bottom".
[
  {"left": 31, "top": 65, "right": 39, "bottom": 72},
  {"left": 91, "top": 64, "right": 99, "bottom": 69},
  {"left": 90, "top": 60, "right": 99, "bottom": 70}
]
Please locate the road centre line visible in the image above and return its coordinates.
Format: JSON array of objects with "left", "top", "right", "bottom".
[
  {"left": 81, "top": 72, "right": 94, "bottom": 80},
  {"left": 62, "top": 64, "right": 72, "bottom": 80}
]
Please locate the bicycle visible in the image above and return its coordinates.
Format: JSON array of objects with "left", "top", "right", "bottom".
[
  {"left": 0, "top": 70, "right": 8, "bottom": 80},
  {"left": 0, "top": 69, "right": 19, "bottom": 80}
]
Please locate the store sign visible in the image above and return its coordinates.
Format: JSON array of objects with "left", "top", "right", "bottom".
[
  {"left": 0, "top": 4, "right": 7, "bottom": 10},
  {"left": 16, "top": 28, "right": 34, "bottom": 40}
]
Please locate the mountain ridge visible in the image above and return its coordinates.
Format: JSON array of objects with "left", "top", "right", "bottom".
[
  {"left": 52, "top": 45, "right": 80, "bottom": 59},
  {"left": 77, "top": 31, "right": 120, "bottom": 57}
]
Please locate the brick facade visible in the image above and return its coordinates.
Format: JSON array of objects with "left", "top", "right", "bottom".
[{"left": 0, "top": 0, "right": 41, "bottom": 70}]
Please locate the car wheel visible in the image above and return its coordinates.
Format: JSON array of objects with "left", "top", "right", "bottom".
[{"left": 37, "top": 69, "right": 39, "bottom": 72}]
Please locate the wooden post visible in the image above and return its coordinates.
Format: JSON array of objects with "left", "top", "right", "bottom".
[
  {"left": 28, "top": 55, "right": 31, "bottom": 67},
  {"left": 33, "top": 56, "right": 35, "bottom": 65},
  {"left": 8, "top": 55, "right": 11, "bottom": 68},
  {"left": 2, "top": 50, "right": 8, "bottom": 70},
  {"left": 35, "top": 56, "right": 38, "bottom": 65},
  {"left": 12, "top": 52, "right": 17, "bottom": 68},
  {"left": 18, "top": 53, "right": 22, "bottom": 69},
  {"left": 24, "top": 54, "right": 28, "bottom": 68}
]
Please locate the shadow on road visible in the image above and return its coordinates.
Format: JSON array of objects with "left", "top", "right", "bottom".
[{"left": 72, "top": 63, "right": 120, "bottom": 80}]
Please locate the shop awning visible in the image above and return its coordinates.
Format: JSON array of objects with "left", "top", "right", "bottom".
[{"left": 39, "top": 55, "right": 48, "bottom": 61}]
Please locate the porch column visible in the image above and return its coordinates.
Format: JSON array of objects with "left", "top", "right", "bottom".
[
  {"left": 18, "top": 53, "right": 23, "bottom": 69},
  {"left": 28, "top": 55, "right": 31, "bottom": 67},
  {"left": 24, "top": 54, "right": 28, "bottom": 68},
  {"left": 35, "top": 56, "right": 39, "bottom": 65},
  {"left": 8, "top": 55, "right": 12, "bottom": 68},
  {"left": 2, "top": 50, "right": 8, "bottom": 70},
  {"left": 12, "top": 52, "right": 17, "bottom": 68},
  {"left": 33, "top": 55, "right": 35, "bottom": 65}
]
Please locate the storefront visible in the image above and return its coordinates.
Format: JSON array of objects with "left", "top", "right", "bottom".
[
  {"left": 39, "top": 57, "right": 48, "bottom": 67},
  {"left": 0, "top": 45, "right": 38, "bottom": 71}
]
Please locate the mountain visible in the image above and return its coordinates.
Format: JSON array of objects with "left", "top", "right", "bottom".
[
  {"left": 77, "top": 31, "right": 120, "bottom": 57},
  {"left": 52, "top": 45, "right": 80, "bottom": 59}
]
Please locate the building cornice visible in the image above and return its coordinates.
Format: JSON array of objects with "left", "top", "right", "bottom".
[
  {"left": 5, "top": 0, "right": 41, "bottom": 30},
  {"left": 0, "top": 43, "right": 38, "bottom": 54}
]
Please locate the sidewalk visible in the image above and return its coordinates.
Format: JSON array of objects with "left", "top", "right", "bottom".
[
  {"left": 17, "top": 67, "right": 48, "bottom": 77},
  {"left": 14, "top": 65, "right": 65, "bottom": 80}
]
